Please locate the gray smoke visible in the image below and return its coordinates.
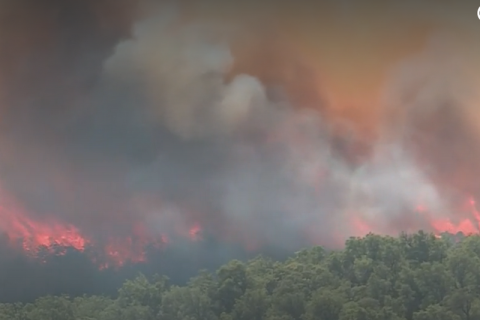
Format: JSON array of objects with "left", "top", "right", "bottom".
[{"left": 0, "top": 0, "right": 478, "bottom": 255}]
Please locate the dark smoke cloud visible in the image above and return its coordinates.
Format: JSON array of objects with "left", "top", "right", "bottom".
[
  {"left": 0, "top": 0, "right": 143, "bottom": 235},
  {"left": 0, "top": 0, "right": 370, "bottom": 248}
]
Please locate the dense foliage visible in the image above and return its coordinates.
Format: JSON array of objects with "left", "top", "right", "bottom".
[{"left": 1, "top": 231, "right": 478, "bottom": 320}]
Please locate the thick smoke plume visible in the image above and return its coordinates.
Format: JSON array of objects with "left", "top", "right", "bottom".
[{"left": 0, "top": 0, "right": 479, "bottom": 276}]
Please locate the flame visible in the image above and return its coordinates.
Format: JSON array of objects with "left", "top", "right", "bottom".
[
  {"left": 354, "top": 196, "right": 480, "bottom": 238},
  {"left": 188, "top": 223, "right": 202, "bottom": 241},
  {"left": 428, "top": 197, "right": 480, "bottom": 236},
  {"left": 0, "top": 185, "right": 196, "bottom": 268},
  {"left": 1, "top": 160, "right": 479, "bottom": 267},
  {"left": 3, "top": 181, "right": 480, "bottom": 265},
  {"left": 0, "top": 190, "right": 88, "bottom": 255}
]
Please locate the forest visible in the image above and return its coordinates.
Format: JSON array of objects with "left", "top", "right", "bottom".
[{"left": 0, "top": 231, "right": 477, "bottom": 320}]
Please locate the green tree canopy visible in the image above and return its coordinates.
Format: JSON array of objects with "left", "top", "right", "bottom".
[{"left": 2, "top": 231, "right": 480, "bottom": 320}]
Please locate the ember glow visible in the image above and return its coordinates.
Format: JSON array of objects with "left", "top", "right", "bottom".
[{"left": 0, "top": 0, "right": 479, "bottom": 268}]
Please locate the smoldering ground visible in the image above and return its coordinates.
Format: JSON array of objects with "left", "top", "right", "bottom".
[{"left": 0, "top": 0, "right": 480, "bottom": 301}]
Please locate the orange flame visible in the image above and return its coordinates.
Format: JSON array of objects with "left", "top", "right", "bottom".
[
  {"left": 428, "top": 197, "right": 480, "bottom": 236},
  {"left": 0, "top": 191, "right": 88, "bottom": 255},
  {"left": 188, "top": 223, "right": 202, "bottom": 241},
  {"left": 0, "top": 186, "right": 198, "bottom": 268}
]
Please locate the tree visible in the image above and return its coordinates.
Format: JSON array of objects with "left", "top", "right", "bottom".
[
  {"left": 304, "top": 289, "right": 344, "bottom": 320},
  {"left": 2, "top": 231, "right": 480, "bottom": 320}
]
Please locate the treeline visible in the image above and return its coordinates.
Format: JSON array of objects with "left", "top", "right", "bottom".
[{"left": 0, "top": 231, "right": 477, "bottom": 320}]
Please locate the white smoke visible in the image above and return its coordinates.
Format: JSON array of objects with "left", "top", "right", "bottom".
[
  {"left": 104, "top": 9, "right": 269, "bottom": 140},
  {"left": 105, "top": 4, "right": 467, "bottom": 247}
]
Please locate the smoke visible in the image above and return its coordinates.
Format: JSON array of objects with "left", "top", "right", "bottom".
[
  {"left": 0, "top": 0, "right": 479, "bottom": 275},
  {"left": 380, "top": 32, "right": 480, "bottom": 220}
]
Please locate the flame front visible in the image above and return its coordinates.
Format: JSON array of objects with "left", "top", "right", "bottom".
[
  {"left": 0, "top": 188, "right": 86, "bottom": 254},
  {"left": 0, "top": 185, "right": 201, "bottom": 267},
  {"left": 427, "top": 197, "right": 480, "bottom": 236}
]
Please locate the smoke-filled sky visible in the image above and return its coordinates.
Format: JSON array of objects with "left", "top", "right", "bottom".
[{"left": 0, "top": 0, "right": 480, "bottom": 266}]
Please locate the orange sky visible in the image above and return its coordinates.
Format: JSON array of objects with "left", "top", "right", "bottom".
[{"left": 174, "top": 0, "right": 480, "bottom": 137}]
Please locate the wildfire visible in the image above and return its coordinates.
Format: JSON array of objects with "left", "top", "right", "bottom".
[
  {"left": 188, "top": 223, "right": 202, "bottom": 241},
  {"left": 427, "top": 197, "right": 480, "bottom": 236},
  {"left": 0, "top": 186, "right": 201, "bottom": 268},
  {"left": 2, "top": 187, "right": 480, "bottom": 265},
  {"left": 0, "top": 191, "right": 87, "bottom": 254},
  {"left": 1, "top": 170, "right": 480, "bottom": 268}
]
